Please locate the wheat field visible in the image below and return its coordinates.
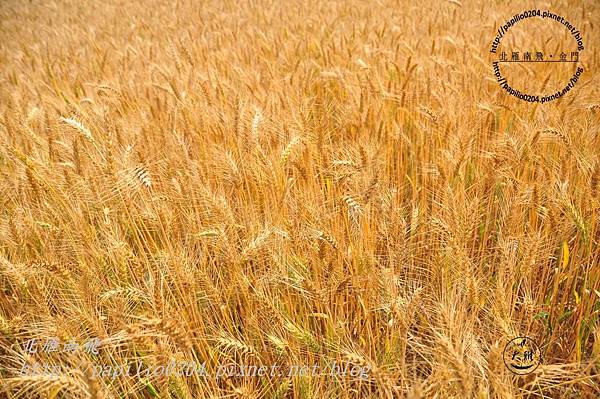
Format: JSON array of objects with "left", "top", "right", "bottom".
[{"left": 1, "top": 0, "right": 600, "bottom": 398}]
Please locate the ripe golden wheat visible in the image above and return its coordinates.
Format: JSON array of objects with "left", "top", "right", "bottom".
[{"left": 1, "top": 0, "right": 600, "bottom": 398}]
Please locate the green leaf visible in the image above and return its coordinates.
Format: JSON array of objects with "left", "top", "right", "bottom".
[
  {"left": 533, "top": 311, "right": 549, "bottom": 320},
  {"left": 558, "top": 310, "right": 574, "bottom": 323},
  {"left": 144, "top": 380, "right": 159, "bottom": 398}
]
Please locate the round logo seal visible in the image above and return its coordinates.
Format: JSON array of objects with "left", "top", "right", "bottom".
[
  {"left": 503, "top": 337, "right": 542, "bottom": 375},
  {"left": 489, "top": 10, "right": 585, "bottom": 103}
]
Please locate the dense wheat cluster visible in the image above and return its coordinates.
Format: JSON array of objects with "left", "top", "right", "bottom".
[{"left": 1, "top": 0, "right": 600, "bottom": 397}]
